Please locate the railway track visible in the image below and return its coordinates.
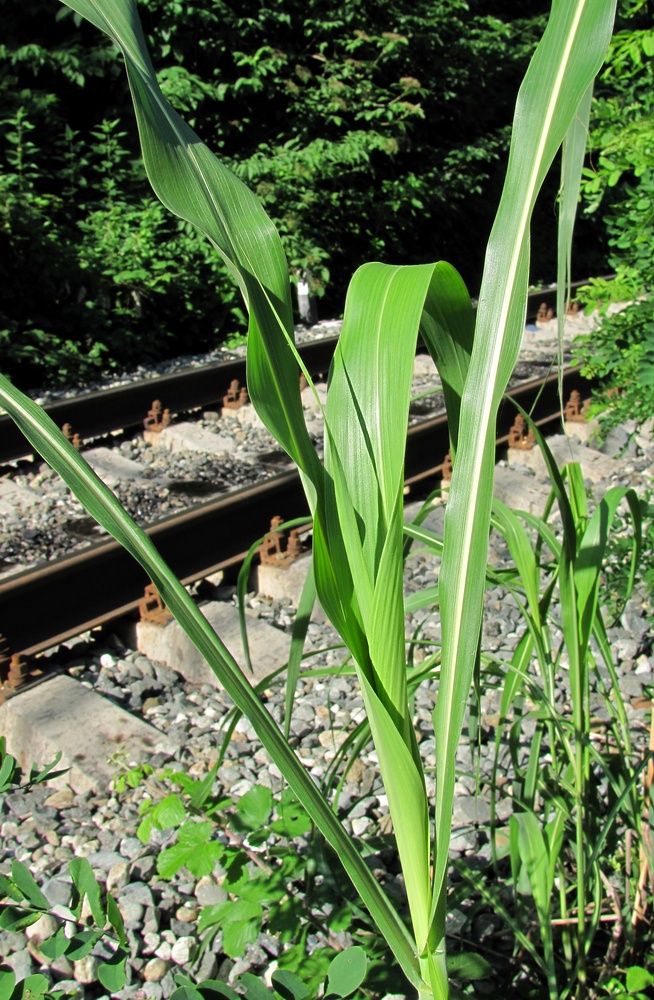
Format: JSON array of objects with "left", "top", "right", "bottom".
[
  {"left": 0, "top": 364, "right": 594, "bottom": 693},
  {"left": 0, "top": 281, "right": 593, "bottom": 466}
]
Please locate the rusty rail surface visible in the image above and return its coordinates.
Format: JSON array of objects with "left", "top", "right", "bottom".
[{"left": 0, "top": 365, "right": 595, "bottom": 693}]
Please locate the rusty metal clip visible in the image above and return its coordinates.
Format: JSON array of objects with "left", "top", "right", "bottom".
[
  {"left": 259, "top": 516, "right": 305, "bottom": 568},
  {"left": 0, "top": 633, "right": 29, "bottom": 701},
  {"left": 62, "top": 424, "right": 82, "bottom": 450},
  {"left": 144, "top": 400, "right": 171, "bottom": 433},
  {"left": 0, "top": 633, "right": 11, "bottom": 689},
  {"left": 139, "top": 583, "right": 173, "bottom": 625},
  {"left": 508, "top": 413, "right": 536, "bottom": 450},
  {"left": 564, "top": 389, "right": 590, "bottom": 423},
  {"left": 223, "top": 380, "right": 248, "bottom": 410},
  {"left": 6, "top": 654, "right": 28, "bottom": 690}
]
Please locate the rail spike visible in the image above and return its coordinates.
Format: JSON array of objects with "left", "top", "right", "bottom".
[
  {"left": 144, "top": 400, "right": 171, "bottom": 433},
  {"left": 223, "top": 380, "right": 248, "bottom": 410},
  {"left": 62, "top": 424, "right": 82, "bottom": 450},
  {"left": 0, "top": 633, "right": 29, "bottom": 701},
  {"left": 564, "top": 389, "right": 590, "bottom": 423}
]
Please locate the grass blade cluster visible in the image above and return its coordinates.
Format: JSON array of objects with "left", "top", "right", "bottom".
[
  {"left": 431, "top": 0, "right": 617, "bottom": 975},
  {"left": 0, "top": 1, "right": 620, "bottom": 997}
]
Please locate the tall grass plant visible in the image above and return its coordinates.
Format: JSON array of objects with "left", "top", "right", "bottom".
[{"left": 0, "top": 2, "right": 619, "bottom": 997}]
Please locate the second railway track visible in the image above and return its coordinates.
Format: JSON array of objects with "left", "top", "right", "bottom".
[{"left": 0, "top": 280, "right": 599, "bottom": 465}]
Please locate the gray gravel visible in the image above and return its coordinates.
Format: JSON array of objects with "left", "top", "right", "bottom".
[
  {"left": 2, "top": 310, "right": 652, "bottom": 998},
  {"left": 3, "top": 552, "right": 652, "bottom": 998}
]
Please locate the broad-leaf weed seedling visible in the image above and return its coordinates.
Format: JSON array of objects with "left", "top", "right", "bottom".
[
  {"left": 0, "top": 749, "right": 379, "bottom": 1000},
  {"left": 0, "top": 1, "right": 622, "bottom": 998},
  {"left": 600, "top": 965, "right": 654, "bottom": 999},
  {"left": 116, "top": 763, "right": 402, "bottom": 995}
]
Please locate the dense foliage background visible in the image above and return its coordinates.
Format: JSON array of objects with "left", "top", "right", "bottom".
[
  {"left": 573, "top": 0, "right": 654, "bottom": 434},
  {"left": 0, "top": 0, "right": 649, "bottom": 389}
]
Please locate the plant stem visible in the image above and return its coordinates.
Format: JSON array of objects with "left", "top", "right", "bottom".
[{"left": 421, "top": 887, "right": 449, "bottom": 1000}]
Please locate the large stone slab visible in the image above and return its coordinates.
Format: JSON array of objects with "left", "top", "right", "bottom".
[
  {"left": 420, "top": 465, "right": 551, "bottom": 519},
  {"left": 137, "top": 600, "right": 291, "bottom": 687},
  {"left": 564, "top": 419, "right": 601, "bottom": 445},
  {"left": 255, "top": 552, "right": 313, "bottom": 606},
  {"left": 0, "top": 674, "right": 177, "bottom": 793},
  {"left": 83, "top": 447, "right": 168, "bottom": 489},
  {"left": 254, "top": 552, "right": 328, "bottom": 624},
  {"left": 152, "top": 423, "right": 237, "bottom": 456},
  {"left": 493, "top": 464, "right": 552, "bottom": 515},
  {"left": 508, "top": 434, "right": 619, "bottom": 484},
  {"left": 413, "top": 353, "right": 439, "bottom": 379}
]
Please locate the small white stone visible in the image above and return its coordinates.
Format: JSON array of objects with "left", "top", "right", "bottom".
[
  {"left": 154, "top": 941, "right": 172, "bottom": 962},
  {"left": 142, "top": 931, "right": 161, "bottom": 954},
  {"left": 171, "top": 936, "right": 196, "bottom": 965},
  {"left": 106, "top": 860, "right": 130, "bottom": 892},
  {"left": 318, "top": 729, "right": 348, "bottom": 749},
  {"left": 144, "top": 957, "right": 171, "bottom": 982},
  {"left": 74, "top": 955, "right": 99, "bottom": 984},
  {"left": 25, "top": 913, "right": 58, "bottom": 941}
]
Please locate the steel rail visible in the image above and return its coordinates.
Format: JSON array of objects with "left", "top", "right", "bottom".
[
  {"left": 0, "top": 365, "right": 593, "bottom": 680},
  {"left": 0, "top": 338, "right": 338, "bottom": 465},
  {"left": 0, "top": 280, "right": 594, "bottom": 465}
]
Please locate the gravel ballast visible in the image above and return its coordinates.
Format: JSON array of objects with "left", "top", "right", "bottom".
[{"left": 1, "top": 311, "right": 652, "bottom": 998}]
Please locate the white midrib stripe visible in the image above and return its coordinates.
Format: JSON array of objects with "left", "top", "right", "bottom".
[
  {"left": 374, "top": 269, "right": 396, "bottom": 523},
  {"left": 440, "top": 0, "right": 587, "bottom": 789}
]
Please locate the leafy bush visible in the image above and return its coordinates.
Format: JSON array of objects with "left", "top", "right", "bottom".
[
  {"left": 575, "top": 2, "right": 654, "bottom": 434},
  {"left": 0, "top": 109, "right": 244, "bottom": 388},
  {"left": 0, "top": 0, "right": 553, "bottom": 387}
]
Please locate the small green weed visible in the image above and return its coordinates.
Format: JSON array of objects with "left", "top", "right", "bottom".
[
  {"left": 600, "top": 493, "right": 654, "bottom": 626},
  {"left": 108, "top": 751, "right": 155, "bottom": 794},
  {"left": 0, "top": 743, "right": 128, "bottom": 996},
  {"left": 0, "top": 738, "right": 67, "bottom": 797},
  {"left": 169, "top": 945, "right": 368, "bottom": 1000},
  {"left": 127, "top": 764, "right": 395, "bottom": 988},
  {"left": 600, "top": 965, "right": 654, "bottom": 999}
]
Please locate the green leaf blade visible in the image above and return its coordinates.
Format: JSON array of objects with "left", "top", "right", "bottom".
[
  {"left": 325, "top": 946, "right": 367, "bottom": 999},
  {"left": 10, "top": 861, "right": 49, "bottom": 911},
  {"left": 431, "top": 0, "right": 617, "bottom": 936}
]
